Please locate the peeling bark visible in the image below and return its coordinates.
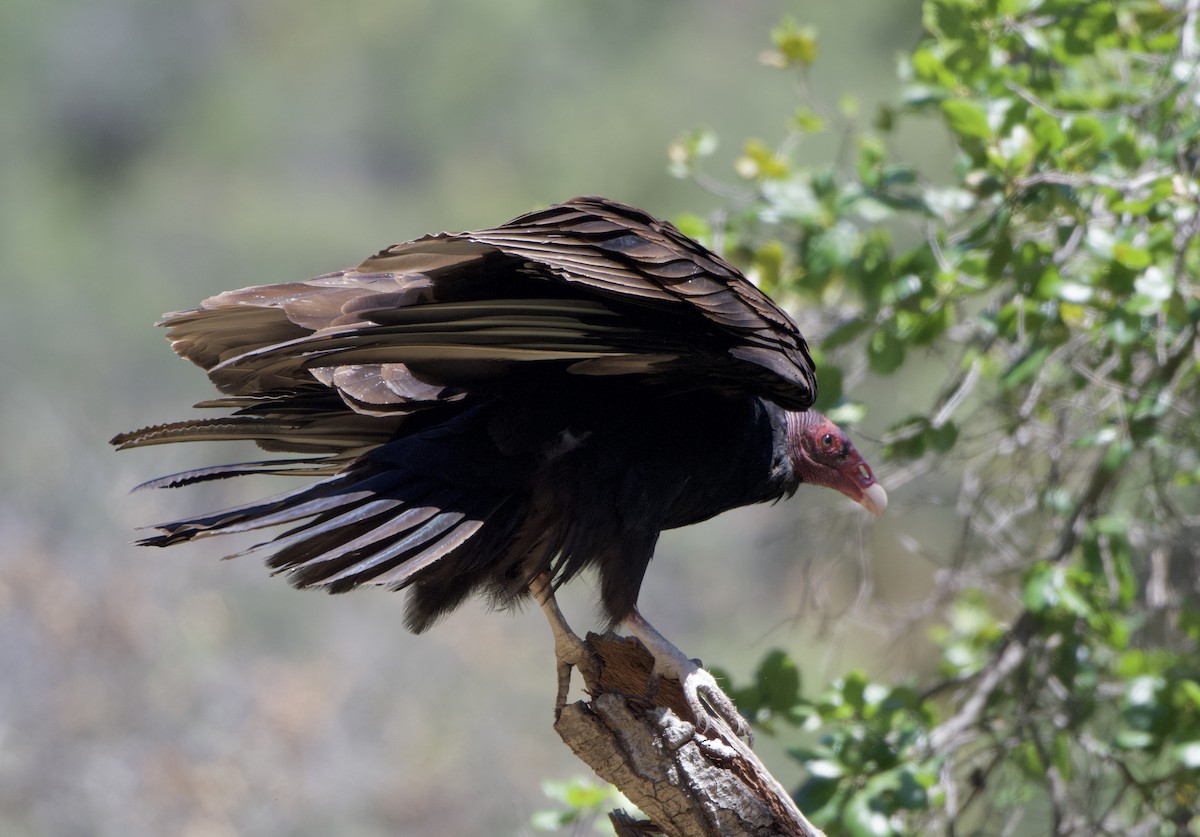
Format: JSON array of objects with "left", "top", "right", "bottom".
[{"left": 552, "top": 632, "right": 826, "bottom": 837}]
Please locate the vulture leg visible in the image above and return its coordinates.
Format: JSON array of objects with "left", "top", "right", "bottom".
[
  {"left": 531, "top": 574, "right": 590, "bottom": 713},
  {"left": 624, "top": 608, "right": 752, "bottom": 740}
]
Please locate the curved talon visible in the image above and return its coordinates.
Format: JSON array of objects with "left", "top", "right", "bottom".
[
  {"left": 534, "top": 574, "right": 590, "bottom": 713},
  {"left": 536, "top": 585, "right": 753, "bottom": 738},
  {"left": 675, "top": 663, "right": 752, "bottom": 740},
  {"left": 624, "top": 608, "right": 752, "bottom": 740}
]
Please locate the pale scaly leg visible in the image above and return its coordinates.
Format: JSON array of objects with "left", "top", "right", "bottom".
[
  {"left": 624, "top": 607, "right": 751, "bottom": 739},
  {"left": 531, "top": 573, "right": 590, "bottom": 712}
]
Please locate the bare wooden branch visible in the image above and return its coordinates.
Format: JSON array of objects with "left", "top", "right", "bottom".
[{"left": 552, "top": 632, "right": 827, "bottom": 837}]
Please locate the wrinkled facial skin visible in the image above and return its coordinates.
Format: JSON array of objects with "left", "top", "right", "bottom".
[{"left": 786, "top": 411, "right": 888, "bottom": 516}]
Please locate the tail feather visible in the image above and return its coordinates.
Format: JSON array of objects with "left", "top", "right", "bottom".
[
  {"left": 369, "top": 517, "right": 486, "bottom": 587},
  {"left": 262, "top": 496, "right": 412, "bottom": 559},
  {"left": 136, "top": 477, "right": 370, "bottom": 546},
  {"left": 264, "top": 486, "right": 511, "bottom": 592},
  {"left": 133, "top": 458, "right": 347, "bottom": 491},
  {"left": 111, "top": 410, "right": 398, "bottom": 456},
  {"left": 135, "top": 438, "right": 525, "bottom": 609},
  {"left": 296, "top": 508, "right": 469, "bottom": 588},
  {"left": 263, "top": 494, "right": 445, "bottom": 574}
]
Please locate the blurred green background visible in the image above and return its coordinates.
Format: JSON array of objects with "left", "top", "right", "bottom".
[{"left": 0, "top": 1, "right": 929, "bottom": 834}]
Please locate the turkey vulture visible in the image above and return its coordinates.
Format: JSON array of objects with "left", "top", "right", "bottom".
[{"left": 113, "top": 196, "right": 886, "bottom": 734}]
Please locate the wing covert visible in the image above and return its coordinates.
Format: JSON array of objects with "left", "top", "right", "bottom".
[{"left": 158, "top": 196, "right": 817, "bottom": 421}]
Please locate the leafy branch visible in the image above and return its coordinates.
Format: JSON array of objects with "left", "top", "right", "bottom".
[{"left": 665, "top": 2, "right": 1200, "bottom": 834}]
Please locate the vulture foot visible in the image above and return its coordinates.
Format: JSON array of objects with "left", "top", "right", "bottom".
[
  {"left": 533, "top": 575, "right": 591, "bottom": 713},
  {"left": 625, "top": 608, "right": 752, "bottom": 740}
]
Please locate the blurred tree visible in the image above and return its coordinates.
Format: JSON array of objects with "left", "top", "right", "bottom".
[{"left": 666, "top": 1, "right": 1200, "bottom": 834}]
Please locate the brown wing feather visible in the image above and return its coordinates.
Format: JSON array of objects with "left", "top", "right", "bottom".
[
  {"left": 457, "top": 196, "right": 816, "bottom": 408},
  {"left": 129, "top": 196, "right": 816, "bottom": 468},
  {"left": 178, "top": 196, "right": 816, "bottom": 411}
]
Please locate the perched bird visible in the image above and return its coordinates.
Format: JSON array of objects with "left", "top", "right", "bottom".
[{"left": 113, "top": 196, "right": 886, "bottom": 734}]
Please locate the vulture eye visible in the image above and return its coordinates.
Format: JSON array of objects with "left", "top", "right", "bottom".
[{"left": 820, "top": 432, "right": 835, "bottom": 450}]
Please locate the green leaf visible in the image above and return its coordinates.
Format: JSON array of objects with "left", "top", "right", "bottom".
[
  {"left": 894, "top": 768, "right": 930, "bottom": 810},
  {"left": 799, "top": 758, "right": 845, "bottom": 780},
  {"left": 941, "top": 99, "right": 992, "bottom": 141},
  {"left": 1057, "top": 575, "right": 1092, "bottom": 617},
  {"left": 793, "top": 775, "right": 842, "bottom": 819},
  {"left": 1113, "top": 242, "right": 1152, "bottom": 270},
  {"left": 923, "top": 0, "right": 972, "bottom": 40},
  {"left": 842, "top": 671, "right": 868, "bottom": 712},
  {"left": 1023, "top": 563, "right": 1058, "bottom": 612},
  {"left": 770, "top": 17, "right": 819, "bottom": 67},
  {"left": 857, "top": 136, "right": 886, "bottom": 187},
  {"left": 1061, "top": 5, "right": 1117, "bottom": 55},
  {"left": 756, "top": 649, "right": 802, "bottom": 714},
  {"left": 761, "top": 178, "right": 822, "bottom": 224},
  {"left": 667, "top": 128, "right": 718, "bottom": 177},
  {"left": 867, "top": 327, "right": 905, "bottom": 375},
  {"left": 1015, "top": 741, "right": 1045, "bottom": 777},
  {"left": 1088, "top": 514, "right": 1129, "bottom": 537},
  {"left": 530, "top": 809, "right": 574, "bottom": 831},
  {"left": 928, "top": 421, "right": 958, "bottom": 453},
  {"left": 736, "top": 138, "right": 789, "bottom": 180},
  {"left": 542, "top": 777, "right": 615, "bottom": 810},
  {"left": 808, "top": 222, "right": 861, "bottom": 279},
  {"left": 1002, "top": 345, "right": 1051, "bottom": 389},
  {"left": 751, "top": 240, "right": 786, "bottom": 295},
  {"left": 1114, "top": 729, "right": 1154, "bottom": 750},
  {"left": 822, "top": 316, "right": 871, "bottom": 351},
  {"left": 884, "top": 415, "right": 931, "bottom": 460},
  {"left": 1133, "top": 265, "right": 1173, "bottom": 304},
  {"left": 792, "top": 106, "right": 826, "bottom": 134},
  {"left": 826, "top": 402, "right": 867, "bottom": 425},
  {"left": 1053, "top": 733, "right": 1074, "bottom": 782},
  {"left": 1122, "top": 675, "right": 1167, "bottom": 740},
  {"left": 844, "top": 790, "right": 897, "bottom": 837},
  {"left": 881, "top": 165, "right": 917, "bottom": 188},
  {"left": 1174, "top": 741, "right": 1200, "bottom": 769},
  {"left": 1178, "top": 679, "right": 1200, "bottom": 709},
  {"left": 1033, "top": 265, "right": 1063, "bottom": 300},
  {"left": 911, "top": 47, "right": 946, "bottom": 83},
  {"left": 671, "top": 213, "right": 711, "bottom": 245},
  {"left": 922, "top": 186, "right": 974, "bottom": 220},
  {"left": 812, "top": 364, "right": 844, "bottom": 412},
  {"left": 874, "top": 104, "right": 895, "bottom": 133},
  {"left": 1029, "top": 110, "right": 1066, "bottom": 153}
]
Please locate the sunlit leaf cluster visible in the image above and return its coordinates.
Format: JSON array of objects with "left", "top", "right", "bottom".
[{"left": 675, "top": 1, "right": 1200, "bottom": 833}]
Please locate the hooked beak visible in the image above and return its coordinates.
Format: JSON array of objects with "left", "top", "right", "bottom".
[
  {"left": 839, "top": 454, "right": 888, "bottom": 517},
  {"left": 859, "top": 481, "right": 888, "bottom": 516}
]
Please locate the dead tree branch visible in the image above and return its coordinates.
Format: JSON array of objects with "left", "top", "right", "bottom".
[{"left": 552, "top": 631, "right": 826, "bottom": 837}]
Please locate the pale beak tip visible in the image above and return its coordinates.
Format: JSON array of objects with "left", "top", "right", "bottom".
[{"left": 861, "top": 482, "right": 888, "bottom": 517}]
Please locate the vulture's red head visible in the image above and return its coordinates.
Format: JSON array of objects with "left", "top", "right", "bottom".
[{"left": 786, "top": 411, "right": 888, "bottom": 516}]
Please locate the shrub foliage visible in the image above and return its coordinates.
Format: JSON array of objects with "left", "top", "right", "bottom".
[{"left": 676, "top": 2, "right": 1200, "bottom": 834}]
